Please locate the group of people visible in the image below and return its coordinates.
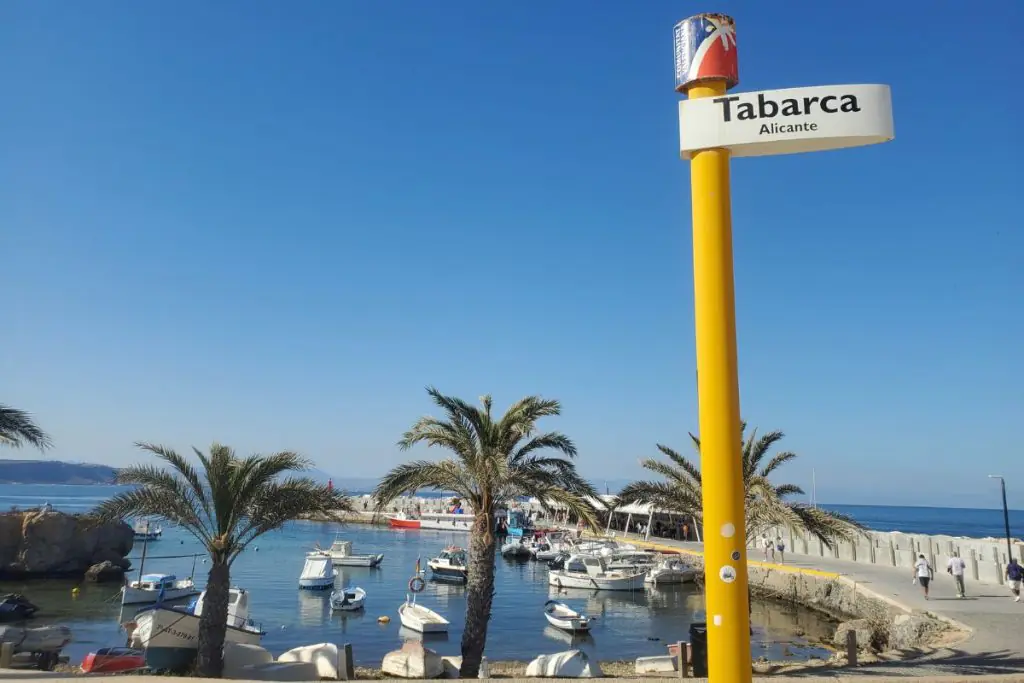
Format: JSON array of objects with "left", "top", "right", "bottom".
[
  {"left": 913, "top": 551, "right": 1024, "bottom": 602},
  {"left": 760, "top": 534, "right": 787, "bottom": 563}
]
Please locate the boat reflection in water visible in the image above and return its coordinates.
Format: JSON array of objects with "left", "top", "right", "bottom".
[
  {"left": 332, "top": 609, "right": 365, "bottom": 635},
  {"left": 542, "top": 625, "right": 595, "bottom": 648},
  {"left": 398, "top": 626, "right": 449, "bottom": 644},
  {"left": 296, "top": 589, "right": 329, "bottom": 627}
]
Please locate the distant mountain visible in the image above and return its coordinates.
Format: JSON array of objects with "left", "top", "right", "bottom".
[{"left": 0, "top": 460, "right": 119, "bottom": 485}]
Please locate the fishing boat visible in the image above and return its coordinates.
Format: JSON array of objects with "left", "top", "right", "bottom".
[
  {"left": 500, "top": 539, "right": 532, "bottom": 558},
  {"left": 325, "top": 537, "right": 384, "bottom": 567},
  {"left": 503, "top": 509, "right": 533, "bottom": 538},
  {"left": 132, "top": 519, "right": 162, "bottom": 541},
  {"left": 122, "top": 573, "right": 200, "bottom": 605},
  {"left": 329, "top": 586, "right": 366, "bottom": 612},
  {"left": 130, "top": 588, "right": 263, "bottom": 672},
  {"left": 427, "top": 546, "right": 468, "bottom": 583},
  {"left": 387, "top": 511, "right": 475, "bottom": 532},
  {"left": 606, "top": 551, "right": 660, "bottom": 572},
  {"left": 644, "top": 557, "right": 697, "bottom": 585},
  {"left": 80, "top": 647, "right": 146, "bottom": 674},
  {"left": 398, "top": 596, "right": 449, "bottom": 633},
  {"left": 548, "top": 554, "right": 646, "bottom": 591},
  {"left": 298, "top": 555, "right": 337, "bottom": 590},
  {"left": 543, "top": 600, "right": 591, "bottom": 632}
]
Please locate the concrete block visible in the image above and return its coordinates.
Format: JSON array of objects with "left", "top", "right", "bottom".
[{"left": 635, "top": 656, "right": 677, "bottom": 675}]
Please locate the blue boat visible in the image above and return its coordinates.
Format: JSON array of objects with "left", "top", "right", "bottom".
[{"left": 503, "top": 509, "right": 533, "bottom": 538}]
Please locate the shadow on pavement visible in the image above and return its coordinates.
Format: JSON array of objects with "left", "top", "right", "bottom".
[{"left": 785, "top": 648, "right": 1024, "bottom": 678}]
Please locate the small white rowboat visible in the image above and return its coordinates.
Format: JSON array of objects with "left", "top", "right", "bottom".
[{"left": 543, "top": 600, "right": 590, "bottom": 632}]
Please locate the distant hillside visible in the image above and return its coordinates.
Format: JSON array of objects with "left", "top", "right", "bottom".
[{"left": 0, "top": 460, "right": 119, "bottom": 485}]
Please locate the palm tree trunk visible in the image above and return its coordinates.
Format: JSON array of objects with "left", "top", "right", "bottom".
[
  {"left": 459, "top": 512, "right": 496, "bottom": 678},
  {"left": 196, "top": 558, "right": 230, "bottom": 678}
]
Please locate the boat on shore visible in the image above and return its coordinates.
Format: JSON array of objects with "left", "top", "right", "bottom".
[
  {"left": 398, "top": 597, "right": 449, "bottom": 633},
  {"left": 548, "top": 554, "right": 646, "bottom": 591},
  {"left": 427, "top": 546, "right": 468, "bottom": 583},
  {"left": 129, "top": 588, "right": 263, "bottom": 672},
  {"left": 387, "top": 511, "right": 475, "bottom": 532},
  {"left": 122, "top": 573, "right": 200, "bottom": 605},
  {"left": 80, "top": 647, "right": 145, "bottom": 674}
]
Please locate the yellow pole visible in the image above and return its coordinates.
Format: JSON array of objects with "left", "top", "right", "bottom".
[{"left": 688, "top": 79, "right": 751, "bottom": 683}]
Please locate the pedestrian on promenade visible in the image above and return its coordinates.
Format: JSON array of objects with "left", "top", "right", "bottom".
[
  {"left": 775, "top": 536, "right": 786, "bottom": 564},
  {"left": 913, "top": 553, "right": 934, "bottom": 600},
  {"left": 1006, "top": 558, "right": 1023, "bottom": 602},
  {"left": 761, "top": 534, "right": 775, "bottom": 562},
  {"left": 946, "top": 551, "right": 967, "bottom": 598}
]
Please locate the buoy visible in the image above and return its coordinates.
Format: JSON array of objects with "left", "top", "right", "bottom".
[
  {"left": 71, "top": 587, "right": 80, "bottom": 597},
  {"left": 408, "top": 576, "right": 426, "bottom": 593},
  {"left": 377, "top": 616, "right": 390, "bottom": 624}
]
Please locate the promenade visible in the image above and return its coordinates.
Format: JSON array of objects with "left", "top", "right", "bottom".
[{"left": 612, "top": 532, "right": 1024, "bottom": 678}]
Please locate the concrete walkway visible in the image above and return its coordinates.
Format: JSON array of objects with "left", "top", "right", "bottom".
[{"left": 612, "top": 532, "right": 1024, "bottom": 677}]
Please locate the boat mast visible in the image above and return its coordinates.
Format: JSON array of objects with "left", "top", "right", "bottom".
[
  {"left": 811, "top": 469, "right": 817, "bottom": 509},
  {"left": 137, "top": 520, "right": 149, "bottom": 579}
]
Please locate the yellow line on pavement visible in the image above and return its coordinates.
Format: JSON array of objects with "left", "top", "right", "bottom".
[{"left": 624, "top": 537, "right": 842, "bottom": 579}]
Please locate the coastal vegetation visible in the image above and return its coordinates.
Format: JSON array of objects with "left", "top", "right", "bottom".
[
  {"left": 374, "top": 387, "right": 600, "bottom": 678},
  {"left": 0, "top": 404, "right": 51, "bottom": 450},
  {"left": 617, "top": 423, "right": 865, "bottom": 546},
  {"left": 93, "top": 442, "right": 351, "bottom": 678}
]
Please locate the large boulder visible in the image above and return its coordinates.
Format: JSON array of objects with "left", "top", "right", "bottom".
[
  {"left": 525, "top": 650, "right": 602, "bottom": 678},
  {"left": 889, "top": 613, "right": 940, "bottom": 650},
  {"left": 84, "top": 560, "right": 125, "bottom": 583},
  {"left": 0, "top": 510, "right": 133, "bottom": 579},
  {"left": 833, "top": 618, "right": 875, "bottom": 650}
]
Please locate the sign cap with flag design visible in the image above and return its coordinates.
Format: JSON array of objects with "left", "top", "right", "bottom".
[{"left": 673, "top": 13, "right": 739, "bottom": 93}]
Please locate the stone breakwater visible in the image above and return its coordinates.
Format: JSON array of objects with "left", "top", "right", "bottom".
[{"left": 0, "top": 510, "right": 134, "bottom": 579}]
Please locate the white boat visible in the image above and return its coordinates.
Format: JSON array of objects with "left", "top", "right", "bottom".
[
  {"left": 325, "top": 538, "right": 384, "bottom": 567},
  {"left": 501, "top": 540, "right": 532, "bottom": 558},
  {"left": 398, "top": 597, "right": 449, "bottom": 633},
  {"left": 329, "top": 586, "right": 366, "bottom": 612},
  {"left": 132, "top": 520, "right": 162, "bottom": 541},
  {"left": 122, "top": 573, "right": 200, "bottom": 605},
  {"left": 573, "top": 540, "right": 635, "bottom": 557},
  {"left": 130, "top": 588, "right": 262, "bottom": 671},
  {"left": 548, "top": 554, "right": 646, "bottom": 591},
  {"left": 427, "top": 546, "right": 468, "bottom": 583},
  {"left": 298, "top": 555, "right": 337, "bottom": 590},
  {"left": 606, "top": 551, "right": 660, "bottom": 572},
  {"left": 644, "top": 557, "right": 697, "bottom": 585},
  {"left": 543, "top": 600, "right": 590, "bottom": 632},
  {"left": 388, "top": 511, "right": 476, "bottom": 532}
]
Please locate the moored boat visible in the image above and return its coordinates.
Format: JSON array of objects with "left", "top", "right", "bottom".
[
  {"left": 398, "top": 597, "right": 449, "bottom": 633},
  {"left": 427, "top": 546, "right": 468, "bottom": 583},
  {"left": 298, "top": 555, "right": 337, "bottom": 590},
  {"left": 329, "top": 586, "right": 366, "bottom": 612},
  {"left": 543, "top": 600, "right": 590, "bottom": 632},
  {"left": 644, "top": 556, "right": 697, "bottom": 585},
  {"left": 122, "top": 573, "right": 200, "bottom": 605},
  {"left": 326, "top": 537, "right": 384, "bottom": 567},
  {"left": 501, "top": 539, "right": 532, "bottom": 558},
  {"left": 548, "top": 554, "right": 646, "bottom": 591},
  {"left": 132, "top": 519, "right": 162, "bottom": 541}
]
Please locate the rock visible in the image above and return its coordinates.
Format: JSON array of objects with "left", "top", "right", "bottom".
[
  {"left": 0, "top": 510, "right": 133, "bottom": 579},
  {"left": 635, "top": 655, "right": 677, "bottom": 674},
  {"left": 382, "top": 641, "right": 443, "bottom": 678},
  {"left": 525, "top": 650, "right": 602, "bottom": 678},
  {"left": 889, "top": 613, "right": 939, "bottom": 650},
  {"left": 833, "top": 618, "right": 874, "bottom": 649},
  {"left": 84, "top": 560, "right": 125, "bottom": 583}
]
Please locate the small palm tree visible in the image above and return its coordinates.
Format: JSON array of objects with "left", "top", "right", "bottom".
[
  {"left": 618, "top": 424, "right": 864, "bottom": 546},
  {"left": 94, "top": 443, "right": 351, "bottom": 678},
  {"left": 0, "top": 404, "right": 52, "bottom": 450},
  {"left": 375, "top": 388, "right": 599, "bottom": 678}
]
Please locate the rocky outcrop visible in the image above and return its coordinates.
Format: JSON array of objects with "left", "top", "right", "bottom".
[{"left": 0, "top": 510, "right": 133, "bottom": 579}]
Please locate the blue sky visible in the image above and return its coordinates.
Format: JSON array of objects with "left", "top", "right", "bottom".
[{"left": 3, "top": 2, "right": 1021, "bottom": 508}]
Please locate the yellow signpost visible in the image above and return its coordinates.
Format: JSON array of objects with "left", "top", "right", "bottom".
[{"left": 673, "top": 12, "right": 893, "bottom": 682}]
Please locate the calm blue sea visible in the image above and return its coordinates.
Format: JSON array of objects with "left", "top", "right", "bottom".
[{"left": 0, "top": 485, "right": 836, "bottom": 666}]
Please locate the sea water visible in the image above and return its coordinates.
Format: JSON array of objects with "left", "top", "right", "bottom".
[{"left": 0, "top": 485, "right": 838, "bottom": 665}]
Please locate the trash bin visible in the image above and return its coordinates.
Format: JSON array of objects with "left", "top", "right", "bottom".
[{"left": 689, "top": 622, "right": 708, "bottom": 677}]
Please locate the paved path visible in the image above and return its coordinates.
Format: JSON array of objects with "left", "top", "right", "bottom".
[{"left": 609, "top": 533, "right": 1024, "bottom": 677}]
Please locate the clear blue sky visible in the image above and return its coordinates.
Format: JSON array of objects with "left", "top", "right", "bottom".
[{"left": 3, "top": 2, "right": 1021, "bottom": 508}]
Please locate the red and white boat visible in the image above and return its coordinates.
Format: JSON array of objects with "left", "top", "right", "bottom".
[{"left": 387, "top": 512, "right": 475, "bottom": 532}]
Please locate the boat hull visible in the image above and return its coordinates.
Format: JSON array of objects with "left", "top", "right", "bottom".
[
  {"left": 299, "top": 578, "right": 335, "bottom": 590},
  {"left": 544, "top": 612, "right": 590, "bottom": 632},
  {"left": 398, "top": 606, "right": 449, "bottom": 633},
  {"left": 548, "top": 571, "right": 646, "bottom": 591},
  {"left": 132, "top": 608, "right": 261, "bottom": 672},
  {"left": 331, "top": 554, "right": 384, "bottom": 567},
  {"left": 388, "top": 517, "right": 421, "bottom": 529},
  {"left": 122, "top": 586, "right": 200, "bottom": 605}
]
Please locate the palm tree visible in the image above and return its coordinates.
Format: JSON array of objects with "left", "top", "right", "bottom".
[
  {"left": 375, "top": 388, "right": 600, "bottom": 678},
  {"left": 0, "top": 404, "right": 52, "bottom": 450},
  {"left": 617, "top": 424, "right": 864, "bottom": 546},
  {"left": 94, "top": 442, "right": 351, "bottom": 678}
]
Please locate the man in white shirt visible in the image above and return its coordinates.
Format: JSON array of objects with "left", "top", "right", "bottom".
[
  {"left": 913, "top": 554, "right": 934, "bottom": 600},
  {"left": 947, "top": 551, "right": 967, "bottom": 598}
]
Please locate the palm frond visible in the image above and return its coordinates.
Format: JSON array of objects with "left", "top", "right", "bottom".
[
  {"left": 0, "top": 405, "right": 52, "bottom": 450},
  {"left": 135, "top": 442, "right": 211, "bottom": 522},
  {"left": 509, "top": 433, "right": 576, "bottom": 465},
  {"left": 94, "top": 487, "right": 213, "bottom": 547},
  {"left": 373, "top": 460, "right": 475, "bottom": 508},
  {"left": 227, "top": 451, "right": 311, "bottom": 533},
  {"left": 745, "top": 429, "right": 784, "bottom": 473},
  {"left": 235, "top": 479, "right": 351, "bottom": 555},
  {"left": 656, "top": 444, "right": 702, "bottom": 484},
  {"left": 759, "top": 450, "right": 797, "bottom": 478}
]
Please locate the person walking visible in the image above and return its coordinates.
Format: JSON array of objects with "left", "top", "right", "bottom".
[
  {"left": 775, "top": 535, "right": 786, "bottom": 564},
  {"left": 946, "top": 551, "right": 967, "bottom": 598},
  {"left": 1006, "top": 558, "right": 1023, "bottom": 602},
  {"left": 913, "top": 553, "right": 934, "bottom": 600},
  {"left": 761, "top": 534, "right": 775, "bottom": 562}
]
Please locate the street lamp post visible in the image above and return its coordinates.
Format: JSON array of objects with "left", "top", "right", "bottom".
[{"left": 989, "top": 475, "right": 1013, "bottom": 562}]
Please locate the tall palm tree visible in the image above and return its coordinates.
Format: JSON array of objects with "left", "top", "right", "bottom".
[
  {"left": 94, "top": 442, "right": 351, "bottom": 678},
  {"left": 617, "top": 424, "right": 864, "bottom": 546},
  {"left": 0, "top": 404, "right": 52, "bottom": 450},
  {"left": 375, "top": 388, "right": 600, "bottom": 678}
]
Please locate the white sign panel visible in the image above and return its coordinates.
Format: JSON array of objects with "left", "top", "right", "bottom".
[{"left": 678, "top": 83, "right": 893, "bottom": 159}]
